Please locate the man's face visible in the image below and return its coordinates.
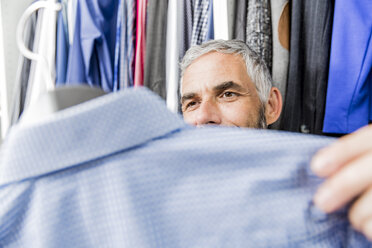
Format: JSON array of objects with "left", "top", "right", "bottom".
[{"left": 181, "top": 52, "right": 266, "bottom": 128}]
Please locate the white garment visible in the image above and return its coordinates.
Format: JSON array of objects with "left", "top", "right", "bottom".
[
  {"left": 165, "top": 0, "right": 179, "bottom": 113},
  {"left": 67, "top": 0, "right": 77, "bottom": 45},
  {"left": 213, "top": 0, "right": 229, "bottom": 40},
  {"left": 227, "top": 0, "right": 236, "bottom": 40}
]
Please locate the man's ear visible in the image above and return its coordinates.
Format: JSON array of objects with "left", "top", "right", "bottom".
[{"left": 264, "top": 87, "right": 282, "bottom": 125}]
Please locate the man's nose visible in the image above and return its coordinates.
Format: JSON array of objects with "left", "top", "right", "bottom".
[{"left": 195, "top": 100, "right": 221, "bottom": 126}]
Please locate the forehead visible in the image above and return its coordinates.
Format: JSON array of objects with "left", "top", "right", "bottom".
[{"left": 181, "top": 52, "right": 253, "bottom": 93}]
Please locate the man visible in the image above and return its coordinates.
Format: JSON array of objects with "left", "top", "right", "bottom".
[
  {"left": 180, "top": 39, "right": 372, "bottom": 241},
  {"left": 180, "top": 39, "right": 282, "bottom": 128},
  {"left": 0, "top": 40, "right": 370, "bottom": 246}
]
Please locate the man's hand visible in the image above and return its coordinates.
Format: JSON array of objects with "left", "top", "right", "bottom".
[{"left": 311, "top": 125, "right": 372, "bottom": 240}]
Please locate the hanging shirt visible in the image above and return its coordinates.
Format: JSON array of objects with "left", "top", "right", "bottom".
[
  {"left": 178, "top": 0, "right": 193, "bottom": 60},
  {"left": 119, "top": 0, "right": 136, "bottom": 89},
  {"left": 1, "top": 88, "right": 372, "bottom": 247},
  {"left": 246, "top": 0, "right": 272, "bottom": 71},
  {"left": 227, "top": 0, "right": 236, "bottom": 40},
  {"left": 55, "top": 2, "right": 69, "bottom": 86},
  {"left": 191, "top": 0, "right": 210, "bottom": 46},
  {"left": 233, "top": 0, "right": 247, "bottom": 41},
  {"left": 280, "top": 0, "right": 334, "bottom": 135},
  {"left": 112, "top": 0, "right": 123, "bottom": 91},
  {"left": 213, "top": 0, "right": 228, "bottom": 40},
  {"left": 205, "top": 0, "right": 214, "bottom": 41},
  {"left": 65, "top": 0, "right": 119, "bottom": 92},
  {"left": 323, "top": 0, "right": 372, "bottom": 134},
  {"left": 67, "top": 0, "right": 78, "bottom": 45},
  {"left": 133, "top": 0, "right": 147, "bottom": 87},
  {"left": 144, "top": 0, "right": 168, "bottom": 98},
  {"left": 166, "top": 0, "right": 179, "bottom": 113},
  {"left": 60, "top": 0, "right": 69, "bottom": 42}
]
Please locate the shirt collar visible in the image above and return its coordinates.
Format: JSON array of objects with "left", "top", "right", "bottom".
[{"left": 0, "top": 87, "right": 188, "bottom": 186}]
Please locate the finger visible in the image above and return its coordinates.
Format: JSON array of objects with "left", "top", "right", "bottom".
[
  {"left": 311, "top": 125, "right": 372, "bottom": 177},
  {"left": 313, "top": 152, "right": 372, "bottom": 213},
  {"left": 361, "top": 219, "right": 372, "bottom": 241},
  {"left": 349, "top": 186, "right": 372, "bottom": 231}
]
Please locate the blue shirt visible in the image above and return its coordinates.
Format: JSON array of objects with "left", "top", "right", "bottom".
[
  {"left": 64, "top": 0, "right": 119, "bottom": 92},
  {"left": 55, "top": 1, "right": 69, "bottom": 86},
  {"left": 0, "top": 88, "right": 371, "bottom": 247},
  {"left": 323, "top": 0, "right": 372, "bottom": 134}
]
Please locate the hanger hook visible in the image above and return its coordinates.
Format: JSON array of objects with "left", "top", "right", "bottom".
[{"left": 16, "top": 1, "right": 62, "bottom": 91}]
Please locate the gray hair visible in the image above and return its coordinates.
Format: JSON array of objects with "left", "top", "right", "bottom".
[{"left": 180, "top": 39, "right": 273, "bottom": 103}]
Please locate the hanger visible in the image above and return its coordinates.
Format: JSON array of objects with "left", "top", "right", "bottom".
[
  {"left": 16, "top": 1, "right": 106, "bottom": 126},
  {"left": 16, "top": 0, "right": 61, "bottom": 92}
]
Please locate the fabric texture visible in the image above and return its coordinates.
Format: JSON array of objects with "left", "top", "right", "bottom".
[
  {"left": 178, "top": 0, "right": 193, "bottom": 60},
  {"left": 175, "top": 0, "right": 194, "bottom": 114},
  {"left": 212, "top": 0, "right": 228, "bottom": 40},
  {"left": 191, "top": 0, "right": 211, "bottom": 46},
  {"left": 227, "top": 0, "right": 236, "bottom": 40},
  {"left": 323, "top": 0, "right": 372, "bottom": 134},
  {"left": 65, "top": 0, "right": 119, "bottom": 92},
  {"left": 133, "top": 0, "right": 147, "bottom": 87},
  {"left": 233, "top": 0, "right": 246, "bottom": 41},
  {"left": 0, "top": 87, "right": 371, "bottom": 247},
  {"left": 55, "top": 2, "right": 69, "bottom": 86},
  {"left": 67, "top": 0, "right": 78, "bottom": 45},
  {"left": 113, "top": 0, "right": 124, "bottom": 91},
  {"left": 280, "top": 0, "right": 334, "bottom": 135},
  {"left": 166, "top": 0, "right": 180, "bottom": 113},
  {"left": 206, "top": 0, "right": 214, "bottom": 41},
  {"left": 119, "top": 0, "right": 136, "bottom": 89},
  {"left": 144, "top": 0, "right": 168, "bottom": 99},
  {"left": 246, "top": 0, "right": 272, "bottom": 71}
]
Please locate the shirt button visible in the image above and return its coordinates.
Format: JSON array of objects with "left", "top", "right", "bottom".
[{"left": 300, "top": 124, "right": 310, "bottom": 134}]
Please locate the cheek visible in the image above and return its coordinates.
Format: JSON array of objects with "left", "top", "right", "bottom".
[
  {"left": 182, "top": 112, "right": 195, "bottom": 125},
  {"left": 220, "top": 101, "right": 259, "bottom": 125}
]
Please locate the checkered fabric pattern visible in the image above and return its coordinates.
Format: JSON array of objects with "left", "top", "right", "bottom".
[
  {"left": 246, "top": 0, "right": 273, "bottom": 71},
  {"left": 0, "top": 88, "right": 371, "bottom": 247},
  {"left": 191, "top": 0, "right": 211, "bottom": 46}
]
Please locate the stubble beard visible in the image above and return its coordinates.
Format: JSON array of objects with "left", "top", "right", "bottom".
[{"left": 252, "top": 104, "right": 267, "bottom": 129}]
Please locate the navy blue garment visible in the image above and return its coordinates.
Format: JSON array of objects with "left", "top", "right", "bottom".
[
  {"left": 64, "top": 0, "right": 119, "bottom": 92},
  {"left": 113, "top": 0, "right": 123, "bottom": 91},
  {"left": 323, "top": 0, "right": 372, "bottom": 134},
  {"left": 0, "top": 88, "right": 371, "bottom": 247},
  {"left": 279, "top": 0, "right": 334, "bottom": 135},
  {"left": 55, "top": 2, "right": 69, "bottom": 86},
  {"left": 205, "top": 0, "right": 214, "bottom": 41}
]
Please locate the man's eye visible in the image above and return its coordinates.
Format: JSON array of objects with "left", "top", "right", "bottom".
[
  {"left": 222, "top": 92, "right": 237, "bottom": 98},
  {"left": 185, "top": 101, "right": 197, "bottom": 109}
]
